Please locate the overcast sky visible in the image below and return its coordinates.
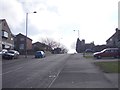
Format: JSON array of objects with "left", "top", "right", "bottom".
[{"left": 0, "top": 0, "right": 119, "bottom": 53}]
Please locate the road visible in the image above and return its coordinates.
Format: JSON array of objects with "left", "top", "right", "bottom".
[
  {"left": 2, "top": 53, "right": 118, "bottom": 88},
  {"left": 2, "top": 54, "right": 69, "bottom": 88}
]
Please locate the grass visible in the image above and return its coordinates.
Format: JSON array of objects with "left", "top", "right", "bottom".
[{"left": 94, "top": 61, "right": 120, "bottom": 73}]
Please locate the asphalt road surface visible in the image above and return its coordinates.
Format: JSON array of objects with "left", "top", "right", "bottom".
[{"left": 2, "top": 54, "right": 118, "bottom": 88}]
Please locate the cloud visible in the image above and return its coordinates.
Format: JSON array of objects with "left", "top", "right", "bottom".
[
  {"left": 0, "top": 0, "right": 25, "bottom": 32},
  {"left": 0, "top": 0, "right": 119, "bottom": 51}
]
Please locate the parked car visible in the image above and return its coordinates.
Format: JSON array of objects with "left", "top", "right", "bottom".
[
  {"left": 2, "top": 50, "right": 19, "bottom": 59},
  {"left": 8, "top": 50, "right": 19, "bottom": 59},
  {"left": 93, "top": 48, "right": 120, "bottom": 59},
  {"left": 2, "top": 52, "right": 14, "bottom": 59},
  {"left": 0, "top": 49, "right": 8, "bottom": 55},
  {"left": 85, "top": 49, "right": 94, "bottom": 53},
  {"left": 35, "top": 51, "right": 45, "bottom": 58}
]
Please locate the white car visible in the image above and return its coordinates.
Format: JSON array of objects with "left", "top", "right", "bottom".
[
  {"left": 0, "top": 49, "right": 8, "bottom": 55},
  {"left": 7, "top": 50, "right": 20, "bottom": 59}
]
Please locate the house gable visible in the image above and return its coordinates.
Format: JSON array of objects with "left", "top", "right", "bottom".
[
  {"left": 0, "top": 19, "right": 12, "bottom": 34},
  {"left": 16, "top": 33, "right": 32, "bottom": 41},
  {"left": 106, "top": 28, "right": 120, "bottom": 47},
  {"left": 0, "top": 19, "right": 14, "bottom": 49}
]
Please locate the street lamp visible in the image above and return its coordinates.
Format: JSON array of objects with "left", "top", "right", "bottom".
[
  {"left": 25, "top": 11, "right": 37, "bottom": 58},
  {"left": 73, "top": 30, "right": 79, "bottom": 38}
]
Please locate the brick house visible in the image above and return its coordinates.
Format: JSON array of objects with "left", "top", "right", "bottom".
[
  {"left": 0, "top": 19, "right": 14, "bottom": 49},
  {"left": 106, "top": 28, "right": 120, "bottom": 48},
  {"left": 32, "top": 42, "right": 52, "bottom": 52},
  {"left": 14, "top": 33, "right": 32, "bottom": 54}
]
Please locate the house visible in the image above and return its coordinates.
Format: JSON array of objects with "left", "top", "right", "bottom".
[
  {"left": 106, "top": 28, "right": 120, "bottom": 48},
  {"left": 32, "top": 42, "right": 52, "bottom": 52},
  {"left": 93, "top": 45, "right": 107, "bottom": 52},
  {"left": 14, "top": 33, "right": 32, "bottom": 54},
  {"left": 52, "top": 47, "right": 62, "bottom": 54},
  {"left": 0, "top": 19, "right": 14, "bottom": 50}
]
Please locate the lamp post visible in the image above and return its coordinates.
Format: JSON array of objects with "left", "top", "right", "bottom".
[
  {"left": 25, "top": 11, "right": 37, "bottom": 58},
  {"left": 73, "top": 30, "right": 79, "bottom": 38}
]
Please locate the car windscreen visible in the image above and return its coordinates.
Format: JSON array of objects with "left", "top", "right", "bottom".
[
  {"left": 8, "top": 51, "right": 14, "bottom": 54},
  {"left": 36, "top": 52, "right": 42, "bottom": 55}
]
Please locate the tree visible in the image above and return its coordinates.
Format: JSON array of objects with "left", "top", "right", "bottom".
[
  {"left": 41, "top": 38, "right": 59, "bottom": 49},
  {"left": 60, "top": 45, "right": 68, "bottom": 53},
  {"left": 40, "top": 37, "right": 68, "bottom": 53},
  {"left": 76, "top": 38, "right": 81, "bottom": 53}
]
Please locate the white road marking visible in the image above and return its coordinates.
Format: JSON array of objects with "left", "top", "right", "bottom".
[
  {"left": 48, "top": 70, "right": 61, "bottom": 88},
  {"left": 1, "top": 59, "right": 43, "bottom": 76},
  {"left": 47, "top": 56, "right": 69, "bottom": 88},
  {"left": 0, "top": 67, "right": 23, "bottom": 75}
]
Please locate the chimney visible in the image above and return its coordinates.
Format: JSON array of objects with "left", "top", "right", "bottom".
[
  {"left": 116, "top": 28, "right": 119, "bottom": 32},
  {"left": 82, "top": 39, "right": 85, "bottom": 45}
]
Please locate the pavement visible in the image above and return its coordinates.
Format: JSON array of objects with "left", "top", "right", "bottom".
[
  {"left": 50, "top": 53, "right": 119, "bottom": 88},
  {"left": 104, "top": 73, "right": 119, "bottom": 88},
  {"left": 83, "top": 53, "right": 119, "bottom": 89}
]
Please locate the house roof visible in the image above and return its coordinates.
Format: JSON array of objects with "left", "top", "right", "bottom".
[
  {"left": 32, "top": 42, "right": 45, "bottom": 46},
  {"left": 106, "top": 28, "right": 120, "bottom": 42},
  {"left": 0, "top": 19, "right": 13, "bottom": 35},
  {"left": 32, "top": 41, "right": 52, "bottom": 48},
  {"left": 0, "top": 19, "right": 5, "bottom": 22},
  {"left": 16, "top": 33, "right": 32, "bottom": 41}
]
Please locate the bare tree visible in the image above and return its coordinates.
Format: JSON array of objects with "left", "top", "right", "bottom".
[
  {"left": 40, "top": 37, "right": 60, "bottom": 49},
  {"left": 40, "top": 37, "right": 68, "bottom": 53},
  {"left": 60, "top": 45, "right": 68, "bottom": 53}
]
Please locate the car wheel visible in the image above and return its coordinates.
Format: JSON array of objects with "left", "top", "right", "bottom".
[
  {"left": 11, "top": 56, "right": 14, "bottom": 59},
  {"left": 97, "top": 55, "right": 101, "bottom": 59},
  {"left": 114, "top": 55, "right": 119, "bottom": 58}
]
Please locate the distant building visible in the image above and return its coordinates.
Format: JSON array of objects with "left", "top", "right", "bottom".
[
  {"left": 0, "top": 19, "right": 14, "bottom": 49},
  {"left": 14, "top": 33, "right": 32, "bottom": 54},
  {"left": 85, "top": 42, "right": 95, "bottom": 50},
  {"left": 76, "top": 38, "right": 95, "bottom": 53},
  {"left": 93, "top": 45, "right": 107, "bottom": 52},
  {"left": 32, "top": 42, "right": 52, "bottom": 52},
  {"left": 52, "top": 47, "right": 62, "bottom": 54},
  {"left": 106, "top": 28, "right": 120, "bottom": 48}
]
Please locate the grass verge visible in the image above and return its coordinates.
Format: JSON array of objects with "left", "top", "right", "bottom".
[
  {"left": 94, "top": 61, "right": 120, "bottom": 73},
  {"left": 83, "top": 53, "right": 94, "bottom": 58}
]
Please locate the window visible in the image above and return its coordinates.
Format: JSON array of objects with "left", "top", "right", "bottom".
[
  {"left": 105, "top": 50, "right": 110, "bottom": 53},
  {"left": 4, "top": 23, "right": 6, "bottom": 26},
  {"left": 19, "top": 44, "right": 24, "bottom": 49},
  {"left": 20, "top": 38, "right": 24, "bottom": 41},
  {"left": 2, "top": 31, "right": 8, "bottom": 38},
  {"left": 110, "top": 38, "right": 112, "bottom": 41},
  {"left": 111, "top": 50, "right": 114, "bottom": 52},
  {"left": 11, "top": 38, "right": 13, "bottom": 41}
]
